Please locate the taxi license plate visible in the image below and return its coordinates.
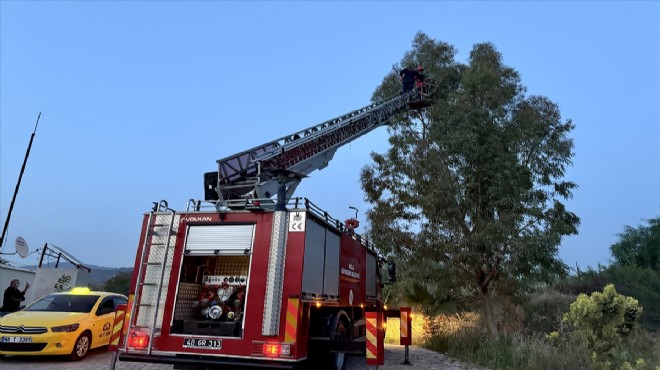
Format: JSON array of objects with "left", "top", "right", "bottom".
[
  {"left": 182, "top": 337, "right": 221, "bottom": 350},
  {"left": 1, "top": 336, "right": 32, "bottom": 343}
]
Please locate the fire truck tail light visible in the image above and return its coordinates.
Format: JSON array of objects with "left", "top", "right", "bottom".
[
  {"left": 263, "top": 343, "right": 279, "bottom": 357},
  {"left": 127, "top": 330, "right": 150, "bottom": 349},
  {"left": 261, "top": 342, "right": 291, "bottom": 357}
]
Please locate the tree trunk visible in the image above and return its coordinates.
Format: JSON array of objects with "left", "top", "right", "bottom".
[
  {"left": 480, "top": 290, "right": 499, "bottom": 339},
  {"left": 475, "top": 266, "right": 499, "bottom": 339}
]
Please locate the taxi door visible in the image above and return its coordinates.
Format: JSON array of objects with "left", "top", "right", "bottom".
[{"left": 92, "top": 297, "right": 116, "bottom": 346}]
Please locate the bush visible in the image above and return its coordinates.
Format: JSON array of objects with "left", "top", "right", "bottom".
[
  {"left": 425, "top": 324, "right": 592, "bottom": 370},
  {"left": 563, "top": 284, "right": 643, "bottom": 368},
  {"left": 606, "top": 266, "right": 660, "bottom": 332},
  {"left": 558, "top": 267, "right": 660, "bottom": 332},
  {"left": 493, "top": 296, "right": 526, "bottom": 334},
  {"left": 522, "top": 290, "right": 575, "bottom": 334}
]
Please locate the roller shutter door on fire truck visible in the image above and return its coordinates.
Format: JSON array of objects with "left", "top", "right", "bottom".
[{"left": 185, "top": 225, "right": 255, "bottom": 255}]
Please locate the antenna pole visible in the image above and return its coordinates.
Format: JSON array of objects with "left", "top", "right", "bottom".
[{"left": 0, "top": 113, "right": 41, "bottom": 250}]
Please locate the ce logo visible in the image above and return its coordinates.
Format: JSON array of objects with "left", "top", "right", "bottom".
[{"left": 290, "top": 222, "right": 304, "bottom": 231}]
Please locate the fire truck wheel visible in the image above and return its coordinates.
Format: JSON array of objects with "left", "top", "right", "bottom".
[
  {"left": 69, "top": 331, "right": 91, "bottom": 361},
  {"left": 330, "top": 351, "right": 347, "bottom": 370},
  {"left": 329, "top": 314, "right": 349, "bottom": 370}
]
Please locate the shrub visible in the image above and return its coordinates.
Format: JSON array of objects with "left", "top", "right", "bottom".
[
  {"left": 563, "top": 284, "right": 643, "bottom": 368},
  {"left": 493, "top": 295, "right": 525, "bottom": 334},
  {"left": 606, "top": 266, "right": 660, "bottom": 332},
  {"left": 523, "top": 290, "right": 575, "bottom": 334},
  {"left": 555, "top": 266, "right": 660, "bottom": 332},
  {"left": 425, "top": 324, "right": 592, "bottom": 370}
]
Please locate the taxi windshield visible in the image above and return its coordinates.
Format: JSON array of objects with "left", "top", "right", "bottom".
[{"left": 25, "top": 294, "right": 100, "bottom": 313}]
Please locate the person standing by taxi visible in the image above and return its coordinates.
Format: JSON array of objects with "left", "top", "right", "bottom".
[{"left": 1, "top": 279, "right": 30, "bottom": 313}]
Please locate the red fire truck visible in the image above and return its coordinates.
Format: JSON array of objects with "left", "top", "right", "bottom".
[{"left": 118, "top": 88, "right": 426, "bottom": 369}]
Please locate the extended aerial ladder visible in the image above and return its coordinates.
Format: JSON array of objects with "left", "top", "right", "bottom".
[{"left": 204, "top": 84, "right": 432, "bottom": 206}]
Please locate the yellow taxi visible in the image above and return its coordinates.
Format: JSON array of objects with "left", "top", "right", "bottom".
[{"left": 0, "top": 288, "right": 127, "bottom": 360}]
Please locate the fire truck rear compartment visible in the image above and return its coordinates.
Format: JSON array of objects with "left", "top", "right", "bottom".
[{"left": 171, "top": 250, "right": 251, "bottom": 338}]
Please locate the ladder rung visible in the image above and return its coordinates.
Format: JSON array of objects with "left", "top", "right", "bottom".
[
  {"left": 141, "top": 282, "right": 158, "bottom": 286},
  {"left": 136, "top": 303, "right": 153, "bottom": 307},
  {"left": 143, "top": 262, "right": 162, "bottom": 266}
]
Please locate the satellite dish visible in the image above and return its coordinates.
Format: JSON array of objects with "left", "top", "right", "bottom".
[{"left": 15, "top": 236, "right": 29, "bottom": 258}]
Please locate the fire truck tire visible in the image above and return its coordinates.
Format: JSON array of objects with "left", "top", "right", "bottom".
[
  {"left": 69, "top": 331, "right": 91, "bottom": 361},
  {"left": 329, "top": 312, "right": 350, "bottom": 370},
  {"left": 330, "top": 351, "right": 347, "bottom": 370}
]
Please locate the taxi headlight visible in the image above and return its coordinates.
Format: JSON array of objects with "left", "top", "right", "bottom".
[{"left": 51, "top": 323, "right": 80, "bottom": 332}]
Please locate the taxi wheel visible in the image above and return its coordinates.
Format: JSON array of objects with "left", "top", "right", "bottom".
[{"left": 69, "top": 332, "right": 91, "bottom": 361}]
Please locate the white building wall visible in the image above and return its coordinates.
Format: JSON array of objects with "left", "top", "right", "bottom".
[
  {"left": 1, "top": 265, "right": 91, "bottom": 307},
  {"left": 30, "top": 267, "right": 89, "bottom": 303}
]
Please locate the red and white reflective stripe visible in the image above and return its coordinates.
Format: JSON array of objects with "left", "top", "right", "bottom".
[
  {"left": 400, "top": 307, "right": 412, "bottom": 346},
  {"left": 365, "top": 311, "right": 383, "bottom": 365},
  {"left": 284, "top": 298, "right": 299, "bottom": 344},
  {"left": 108, "top": 304, "right": 127, "bottom": 352},
  {"left": 366, "top": 314, "right": 377, "bottom": 360}
]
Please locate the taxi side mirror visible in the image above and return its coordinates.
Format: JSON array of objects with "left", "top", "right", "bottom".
[{"left": 97, "top": 307, "right": 114, "bottom": 315}]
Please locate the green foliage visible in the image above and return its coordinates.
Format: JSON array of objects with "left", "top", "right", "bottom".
[
  {"left": 557, "top": 265, "right": 610, "bottom": 296},
  {"left": 557, "top": 266, "right": 660, "bottom": 331},
  {"left": 605, "top": 266, "right": 660, "bottom": 331},
  {"left": 363, "top": 32, "right": 578, "bottom": 337},
  {"left": 54, "top": 274, "right": 72, "bottom": 292},
  {"left": 563, "top": 284, "right": 643, "bottom": 368},
  {"left": 401, "top": 282, "right": 452, "bottom": 315},
  {"left": 103, "top": 271, "right": 131, "bottom": 295},
  {"left": 611, "top": 216, "right": 660, "bottom": 272},
  {"left": 423, "top": 310, "right": 660, "bottom": 370},
  {"left": 425, "top": 324, "right": 592, "bottom": 370},
  {"left": 522, "top": 290, "right": 575, "bottom": 334}
]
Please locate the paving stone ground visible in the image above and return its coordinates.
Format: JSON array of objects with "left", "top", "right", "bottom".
[{"left": 0, "top": 345, "right": 486, "bottom": 370}]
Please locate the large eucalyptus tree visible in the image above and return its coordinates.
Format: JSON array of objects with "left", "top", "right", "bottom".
[{"left": 362, "top": 33, "right": 580, "bottom": 337}]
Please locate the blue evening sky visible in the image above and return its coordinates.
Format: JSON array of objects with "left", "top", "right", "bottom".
[{"left": 1, "top": 1, "right": 658, "bottom": 270}]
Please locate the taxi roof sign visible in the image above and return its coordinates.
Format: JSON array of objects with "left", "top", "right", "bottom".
[{"left": 70, "top": 287, "right": 91, "bottom": 294}]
